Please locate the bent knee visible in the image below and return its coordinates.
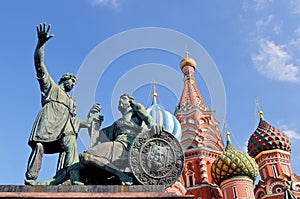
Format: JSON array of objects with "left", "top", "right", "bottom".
[
  {"left": 79, "top": 152, "right": 90, "bottom": 163},
  {"left": 35, "top": 143, "right": 44, "bottom": 152}
]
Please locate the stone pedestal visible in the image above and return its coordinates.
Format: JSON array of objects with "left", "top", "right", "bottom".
[{"left": 0, "top": 185, "right": 193, "bottom": 199}]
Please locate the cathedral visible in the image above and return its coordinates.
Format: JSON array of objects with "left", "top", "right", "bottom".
[{"left": 154, "top": 53, "right": 300, "bottom": 199}]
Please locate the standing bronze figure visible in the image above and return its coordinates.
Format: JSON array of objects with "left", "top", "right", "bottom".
[{"left": 25, "top": 23, "right": 93, "bottom": 185}]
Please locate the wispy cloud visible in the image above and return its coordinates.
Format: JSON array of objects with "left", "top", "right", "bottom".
[
  {"left": 256, "top": 15, "right": 273, "bottom": 29},
  {"left": 243, "top": 0, "right": 274, "bottom": 11},
  {"left": 252, "top": 39, "right": 300, "bottom": 82},
  {"left": 277, "top": 122, "right": 300, "bottom": 140},
  {"left": 290, "top": 0, "right": 300, "bottom": 15},
  {"left": 255, "top": 15, "right": 282, "bottom": 35},
  {"left": 294, "top": 28, "right": 300, "bottom": 36},
  {"left": 273, "top": 24, "right": 282, "bottom": 34},
  {"left": 254, "top": 0, "right": 274, "bottom": 11},
  {"left": 242, "top": 1, "right": 300, "bottom": 83},
  {"left": 88, "top": 0, "right": 120, "bottom": 8},
  {"left": 285, "top": 130, "right": 300, "bottom": 140}
]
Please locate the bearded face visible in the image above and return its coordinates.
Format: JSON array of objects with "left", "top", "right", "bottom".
[
  {"left": 118, "top": 95, "right": 131, "bottom": 113},
  {"left": 147, "top": 145, "right": 168, "bottom": 171},
  {"left": 63, "top": 77, "right": 77, "bottom": 92}
]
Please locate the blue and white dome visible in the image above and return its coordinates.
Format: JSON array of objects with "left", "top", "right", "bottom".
[{"left": 146, "top": 93, "right": 182, "bottom": 141}]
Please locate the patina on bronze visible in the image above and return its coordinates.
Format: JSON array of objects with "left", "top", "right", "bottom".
[
  {"left": 80, "top": 93, "right": 163, "bottom": 185},
  {"left": 25, "top": 23, "right": 99, "bottom": 186},
  {"left": 130, "top": 130, "right": 184, "bottom": 188}
]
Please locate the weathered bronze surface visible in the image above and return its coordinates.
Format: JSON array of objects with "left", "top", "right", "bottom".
[{"left": 130, "top": 130, "right": 184, "bottom": 188}]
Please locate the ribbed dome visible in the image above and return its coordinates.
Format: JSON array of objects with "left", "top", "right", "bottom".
[
  {"left": 247, "top": 113, "right": 292, "bottom": 158},
  {"left": 180, "top": 51, "right": 196, "bottom": 70},
  {"left": 211, "top": 132, "right": 258, "bottom": 185},
  {"left": 146, "top": 93, "right": 182, "bottom": 141}
]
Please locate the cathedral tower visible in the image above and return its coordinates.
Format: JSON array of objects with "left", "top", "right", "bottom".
[
  {"left": 248, "top": 110, "right": 300, "bottom": 198},
  {"left": 175, "top": 52, "right": 224, "bottom": 198}
]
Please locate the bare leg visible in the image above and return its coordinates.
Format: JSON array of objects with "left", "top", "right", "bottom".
[
  {"left": 25, "top": 143, "right": 44, "bottom": 181},
  {"left": 26, "top": 136, "right": 83, "bottom": 186},
  {"left": 62, "top": 135, "right": 83, "bottom": 185}
]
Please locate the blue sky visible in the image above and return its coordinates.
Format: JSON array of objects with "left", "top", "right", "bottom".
[{"left": 1, "top": 0, "right": 300, "bottom": 185}]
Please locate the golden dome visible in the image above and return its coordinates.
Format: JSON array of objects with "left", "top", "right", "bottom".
[{"left": 180, "top": 51, "right": 197, "bottom": 70}]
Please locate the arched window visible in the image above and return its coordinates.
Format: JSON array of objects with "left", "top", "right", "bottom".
[{"left": 185, "top": 169, "right": 195, "bottom": 187}]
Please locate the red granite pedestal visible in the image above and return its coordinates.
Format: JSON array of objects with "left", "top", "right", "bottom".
[{"left": 0, "top": 185, "right": 193, "bottom": 199}]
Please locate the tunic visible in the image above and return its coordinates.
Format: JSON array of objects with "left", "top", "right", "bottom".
[{"left": 28, "top": 72, "right": 76, "bottom": 153}]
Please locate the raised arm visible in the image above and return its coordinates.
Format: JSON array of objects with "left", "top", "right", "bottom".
[
  {"left": 34, "top": 23, "right": 54, "bottom": 78},
  {"left": 130, "top": 100, "right": 162, "bottom": 135}
]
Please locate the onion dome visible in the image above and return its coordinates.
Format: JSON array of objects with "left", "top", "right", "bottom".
[
  {"left": 211, "top": 132, "right": 258, "bottom": 185},
  {"left": 247, "top": 111, "right": 292, "bottom": 158},
  {"left": 180, "top": 51, "right": 197, "bottom": 70},
  {"left": 146, "top": 82, "right": 182, "bottom": 141}
]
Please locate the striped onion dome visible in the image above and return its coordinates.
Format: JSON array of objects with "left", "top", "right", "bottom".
[
  {"left": 146, "top": 92, "right": 182, "bottom": 141},
  {"left": 247, "top": 111, "right": 291, "bottom": 158},
  {"left": 211, "top": 132, "right": 258, "bottom": 185}
]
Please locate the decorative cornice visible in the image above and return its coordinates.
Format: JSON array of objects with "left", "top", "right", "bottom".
[
  {"left": 254, "top": 149, "right": 291, "bottom": 160},
  {"left": 220, "top": 176, "right": 254, "bottom": 187}
]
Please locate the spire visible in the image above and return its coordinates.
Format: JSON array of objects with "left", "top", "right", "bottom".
[
  {"left": 224, "top": 118, "right": 231, "bottom": 142},
  {"left": 151, "top": 80, "right": 157, "bottom": 105},
  {"left": 225, "top": 131, "right": 231, "bottom": 142},
  {"left": 177, "top": 52, "right": 208, "bottom": 111},
  {"left": 256, "top": 97, "right": 264, "bottom": 120},
  {"left": 224, "top": 128, "right": 235, "bottom": 152}
]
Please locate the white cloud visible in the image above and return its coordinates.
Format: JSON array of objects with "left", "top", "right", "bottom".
[
  {"left": 255, "top": 16, "right": 282, "bottom": 35},
  {"left": 252, "top": 39, "right": 300, "bottom": 82},
  {"left": 242, "top": 0, "right": 273, "bottom": 12},
  {"left": 254, "top": 0, "right": 274, "bottom": 11},
  {"left": 277, "top": 122, "right": 300, "bottom": 140},
  {"left": 256, "top": 15, "right": 273, "bottom": 29},
  {"left": 285, "top": 130, "right": 300, "bottom": 140},
  {"left": 88, "top": 0, "right": 120, "bottom": 8},
  {"left": 273, "top": 24, "right": 281, "bottom": 34},
  {"left": 294, "top": 28, "right": 300, "bottom": 36},
  {"left": 288, "top": 38, "right": 300, "bottom": 51},
  {"left": 290, "top": 0, "right": 300, "bottom": 14}
]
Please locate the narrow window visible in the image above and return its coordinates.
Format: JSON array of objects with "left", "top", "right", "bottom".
[
  {"left": 233, "top": 186, "right": 237, "bottom": 199},
  {"left": 189, "top": 175, "right": 193, "bottom": 187},
  {"left": 262, "top": 168, "right": 266, "bottom": 179},
  {"left": 246, "top": 186, "right": 250, "bottom": 198},
  {"left": 224, "top": 190, "right": 227, "bottom": 199},
  {"left": 272, "top": 165, "right": 278, "bottom": 178},
  {"left": 284, "top": 165, "right": 290, "bottom": 175}
]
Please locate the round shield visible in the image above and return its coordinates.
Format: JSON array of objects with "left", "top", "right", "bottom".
[{"left": 130, "top": 130, "right": 184, "bottom": 188}]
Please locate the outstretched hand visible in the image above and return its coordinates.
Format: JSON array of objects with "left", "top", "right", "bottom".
[
  {"left": 36, "top": 23, "right": 54, "bottom": 46},
  {"left": 88, "top": 103, "right": 103, "bottom": 122},
  {"left": 150, "top": 124, "right": 163, "bottom": 136},
  {"left": 90, "top": 103, "right": 102, "bottom": 113}
]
